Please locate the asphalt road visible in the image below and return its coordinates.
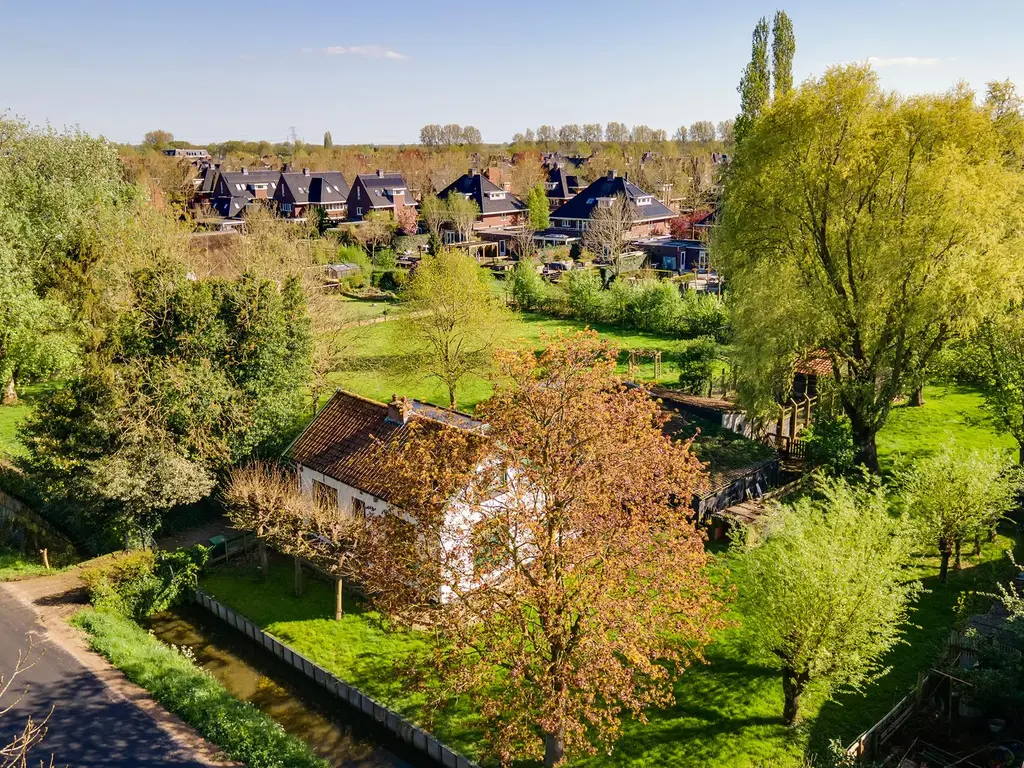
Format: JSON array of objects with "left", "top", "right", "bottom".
[{"left": 0, "top": 588, "right": 214, "bottom": 768}]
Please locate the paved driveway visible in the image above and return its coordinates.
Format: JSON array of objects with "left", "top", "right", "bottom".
[{"left": 0, "top": 586, "right": 216, "bottom": 768}]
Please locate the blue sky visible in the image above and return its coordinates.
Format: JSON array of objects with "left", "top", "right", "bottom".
[{"left": 2, "top": 0, "right": 1023, "bottom": 145}]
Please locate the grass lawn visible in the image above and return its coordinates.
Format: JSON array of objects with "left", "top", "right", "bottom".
[
  {"left": 326, "top": 303, "right": 711, "bottom": 413},
  {"left": 876, "top": 384, "right": 1016, "bottom": 470},
  {"left": 0, "top": 381, "right": 62, "bottom": 458},
  {"left": 201, "top": 560, "right": 487, "bottom": 759}
]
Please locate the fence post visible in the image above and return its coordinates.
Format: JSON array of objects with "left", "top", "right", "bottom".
[
  {"left": 788, "top": 400, "right": 798, "bottom": 442},
  {"left": 294, "top": 556, "right": 303, "bottom": 597}
]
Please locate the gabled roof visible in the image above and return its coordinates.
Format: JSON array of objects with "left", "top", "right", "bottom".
[
  {"left": 545, "top": 166, "right": 580, "bottom": 200},
  {"left": 196, "top": 164, "right": 220, "bottom": 194},
  {"left": 278, "top": 171, "right": 350, "bottom": 205},
  {"left": 215, "top": 169, "right": 281, "bottom": 201},
  {"left": 353, "top": 171, "right": 413, "bottom": 209},
  {"left": 437, "top": 172, "right": 527, "bottom": 216},
  {"left": 287, "top": 390, "right": 486, "bottom": 501},
  {"left": 550, "top": 174, "right": 675, "bottom": 222}
]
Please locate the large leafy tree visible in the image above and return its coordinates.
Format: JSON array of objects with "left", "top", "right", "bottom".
[
  {"left": 980, "top": 305, "right": 1024, "bottom": 462},
  {"left": 399, "top": 249, "right": 509, "bottom": 407},
  {"left": 716, "top": 66, "right": 1024, "bottom": 470},
  {"left": 19, "top": 268, "right": 312, "bottom": 549},
  {"left": 527, "top": 184, "right": 551, "bottom": 230},
  {"left": 361, "top": 333, "right": 727, "bottom": 766},
  {"left": 736, "top": 476, "right": 920, "bottom": 724},
  {"left": 771, "top": 10, "right": 796, "bottom": 98}
]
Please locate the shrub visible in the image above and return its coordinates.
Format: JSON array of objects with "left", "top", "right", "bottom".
[
  {"left": 678, "top": 291, "right": 731, "bottom": 341},
  {"left": 802, "top": 415, "right": 855, "bottom": 475},
  {"left": 510, "top": 260, "right": 546, "bottom": 311},
  {"left": 83, "top": 546, "right": 207, "bottom": 621},
  {"left": 71, "top": 609, "right": 326, "bottom": 768},
  {"left": 677, "top": 337, "right": 718, "bottom": 394},
  {"left": 562, "top": 269, "right": 605, "bottom": 323}
]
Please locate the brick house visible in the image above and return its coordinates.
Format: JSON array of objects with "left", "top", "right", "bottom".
[
  {"left": 550, "top": 171, "right": 676, "bottom": 237},
  {"left": 211, "top": 167, "right": 282, "bottom": 219},
  {"left": 437, "top": 170, "right": 527, "bottom": 233},
  {"left": 275, "top": 167, "right": 350, "bottom": 221},
  {"left": 346, "top": 170, "right": 416, "bottom": 221}
]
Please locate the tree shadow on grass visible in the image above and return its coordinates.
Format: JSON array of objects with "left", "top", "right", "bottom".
[{"left": 806, "top": 533, "right": 1020, "bottom": 757}]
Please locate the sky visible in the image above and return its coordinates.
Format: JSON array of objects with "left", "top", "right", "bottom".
[{"left": 3, "top": 0, "right": 1024, "bottom": 146}]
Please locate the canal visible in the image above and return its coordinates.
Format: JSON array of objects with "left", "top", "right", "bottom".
[{"left": 147, "top": 604, "right": 436, "bottom": 768}]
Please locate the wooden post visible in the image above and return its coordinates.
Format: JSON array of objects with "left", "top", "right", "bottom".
[
  {"left": 39, "top": 548, "right": 49, "bottom": 571},
  {"left": 335, "top": 576, "right": 344, "bottom": 620},
  {"left": 803, "top": 395, "right": 812, "bottom": 426},
  {"left": 788, "top": 400, "right": 798, "bottom": 442},
  {"left": 294, "top": 556, "right": 303, "bottom": 598},
  {"left": 775, "top": 410, "right": 785, "bottom": 449}
]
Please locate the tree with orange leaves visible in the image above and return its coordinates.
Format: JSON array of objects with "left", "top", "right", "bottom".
[{"left": 360, "top": 332, "right": 729, "bottom": 766}]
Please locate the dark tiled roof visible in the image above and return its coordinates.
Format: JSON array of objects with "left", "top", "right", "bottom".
[
  {"left": 438, "top": 173, "right": 526, "bottom": 216},
  {"left": 545, "top": 167, "right": 580, "bottom": 200},
  {"left": 551, "top": 175, "right": 675, "bottom": 222},
  {"left": 287, "top": 391, "right": 486, "bottom": 500},
  {"left": 353, "top": 172, "right": 412, "bottom": 209},
  {"left": 278, "top": 171, "right": 350, "bottom": 205}
]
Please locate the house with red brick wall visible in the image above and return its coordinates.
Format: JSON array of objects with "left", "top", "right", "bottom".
[
  {"left": 346, "top": 170, "right": 416, "bottom": 220},
  {"left": 437, "top": 170, "right": 527, "bottom": 231},
  {"left": 274, "top": 167, "right": 350, "bottom": 220},
  {"left": 550, "top": 171, "right": 675, "bottom": 237}
]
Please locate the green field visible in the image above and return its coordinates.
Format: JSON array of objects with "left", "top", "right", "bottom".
[
  {"left": 326, "top": 303, "right": 710, "bottom": 412},
  {"left": 876, "top": 384, "right": 1017, "bottom": 469}
]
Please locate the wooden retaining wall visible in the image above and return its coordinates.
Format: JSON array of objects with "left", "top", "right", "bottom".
[{"left": 192, "top": 589, "right": 480, "bottom": 768}]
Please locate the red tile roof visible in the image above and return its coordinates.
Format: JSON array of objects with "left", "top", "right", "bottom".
[
  {"left": 795, "top": 352, "right": 833, "bottom": 377},
  {"left": 286, "top": 391, "right": 485, "bottom": 501}
]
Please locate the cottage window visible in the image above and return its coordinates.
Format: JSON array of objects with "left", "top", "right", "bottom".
[
  {"left": 312, "top": 479, "right": 338, "bottom": 510},
  {"left": 636, "top": 196, "right": 652, "bottom": 206},
  {"left": 281, "top": 203, "right": 292, "bottom": 213},
  {"left": 356, "top": 207, "right": 362, "bottom": 216},
  {"left": 351, "top": 497, "right": 366, "bottom": 519},
  {"left": 356, "top": 188, "right": 361, "bottom": 200}
]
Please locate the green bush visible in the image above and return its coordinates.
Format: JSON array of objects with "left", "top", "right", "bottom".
[
  {"left": 677, "top": 337, "right": 718, "bottom": 394},
  {"left": 677, "top": 291, "right": 731, "bottom": 341},
  {"left": 71, "top": 609, "right": 326, "bottom": 768},
  {"left": 562, "top": 269, "right": 605, "bottom": 323},
  {"left": 83, "top": 546, "right": 207, "bottom": 621},
  {"left": 510, "top": 260, "right": 547, "bottom": 311},
  {"left": 802, "top": 414, "right": 856, "bottom": 475}
]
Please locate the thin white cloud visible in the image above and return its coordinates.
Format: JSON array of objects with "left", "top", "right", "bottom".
[
  {"left": 303, "top": 45, "right": 407, "bottom": 60},
  {"left": 867, "top": 56, "right": 942, "bottom": 68}
]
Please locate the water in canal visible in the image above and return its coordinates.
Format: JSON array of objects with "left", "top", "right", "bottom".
[{"left": 147, "top": 605, "right": 433, "bottom": 768}]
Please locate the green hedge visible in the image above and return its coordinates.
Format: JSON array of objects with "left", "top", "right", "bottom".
[{"left": 71, "top": 609, "right": 327, "bottom": 768}]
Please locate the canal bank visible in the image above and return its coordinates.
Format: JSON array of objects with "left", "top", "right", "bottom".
[{"left": 147, "top": 604, "right": 436, "bottom": 768}]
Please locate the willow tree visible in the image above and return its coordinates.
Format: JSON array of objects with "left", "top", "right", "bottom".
[{"left": 716, "top": 65, "right": 1024, "bottom": 470}]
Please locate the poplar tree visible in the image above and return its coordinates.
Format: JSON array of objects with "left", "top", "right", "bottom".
[
  {"left": 735, "top": 17, "right": 770, "bottom": 143},
  {"left": 772, "top": 10, "right": 796, "bottom": 97}
]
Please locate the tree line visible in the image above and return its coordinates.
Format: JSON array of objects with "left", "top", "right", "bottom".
[{"left": 510, "top": 120, "right": 733, "bottom": 146}]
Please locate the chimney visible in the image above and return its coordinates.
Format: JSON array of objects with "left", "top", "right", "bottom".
[
  {"left": 607, "top": 170, "right": 616, "bottom": 180},
  {"left": 468, "top": 167, "right": 476, "bottom": 177},
  {"left": 386, "top": 395, "right": 413, "bottom": 425},
  {"left": 302, "top": 167, "right": 311, "bottom": 176},
  {"left": 376, "top": 169, "right": 385, "bottom": 177},
  {"left": 242, "top": 167, "right": 249, "bottom": 175}
]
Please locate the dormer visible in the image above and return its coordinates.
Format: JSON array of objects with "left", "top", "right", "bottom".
[{"left": 635, "top": 196, "right": 653, "bottom": 206}]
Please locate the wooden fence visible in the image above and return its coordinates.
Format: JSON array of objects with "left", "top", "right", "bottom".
[
  {"left": 845, "top": 670, "right": 945, "bottom": 760},
  {"left": 192, "top": 589, "right": 481, "bottom": 768}
]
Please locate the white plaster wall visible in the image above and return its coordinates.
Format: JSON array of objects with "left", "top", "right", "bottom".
[{"left": 298, "top": 465, "right": 390, "bottom": 519}]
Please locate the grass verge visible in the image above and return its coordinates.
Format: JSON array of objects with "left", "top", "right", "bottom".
[
  {"left": 70, "top": 608, "right": 328, "bottom": 768},
  {"left": 0, "top": 545, "right": 68, "bottom": 581}
]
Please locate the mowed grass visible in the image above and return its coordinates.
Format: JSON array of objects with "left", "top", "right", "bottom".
[
  {"left": 0, "top": 381, "right": 62, "bottom": 458},
  {"left": 326, "top": 303, "right": 708, "bottom": 412},
  {"left": 877, "top": 384, "right": 1016, "bottom": 470},
  {"left": 200, "top": 560, "right": 488, "bottom": 759}
]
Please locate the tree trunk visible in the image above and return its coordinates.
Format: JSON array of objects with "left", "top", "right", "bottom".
[
  {"left": 335, "top": 576, "right": 344, "bottom": 621},
  {"left": 849, "top": 418, "right": 879, "bottom": 473},
  {"left": 447, "top": 383, "right": 457, "bottom": 409},
  {"left": 294, "top": 556, "right": 303, "bottom": 597},
  {"left": 258, "top": 540, "right": 268, "bottom": 581},
  {"left": 1018, "top": 439, "right": 1024, "bottom": 466},
  {"left": 938, "top": 541, "right": 951, "bottom": 583},
  {"left": 2, "top": 376, "right": 16, "bottom": 406},
  {"left": 543, "top": 729, "right": 565, "bottom": 767},
  {"left": 781, "top": 667, "right": 808, "bottom": 725},
  {"left": 973, "top": 534, "right": 982, "bottom": 557},
  {"left": 909, "top": 385, "right": 924, "bottom": 407},
  {"left": 954, "top": 540, "right": 962, "bottom": 571}
]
